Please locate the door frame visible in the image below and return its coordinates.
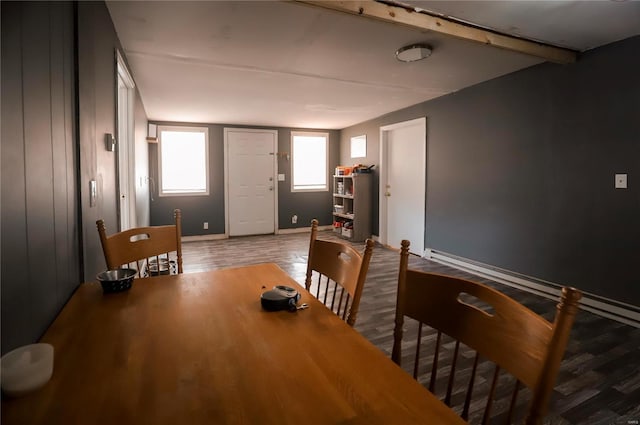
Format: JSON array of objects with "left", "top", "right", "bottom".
[
  {"left": 116, "top": 50, "right": 136, "bottom": 231},
  {"left": 223, "top": 128, "right": 279, "bottom": 237},
  {"left": 379, "top": 117, "right": 426, "bottom": 254}
]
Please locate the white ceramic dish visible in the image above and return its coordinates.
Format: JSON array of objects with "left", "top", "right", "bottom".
[{"left": 1, "top": 343, "right": 54, "bottom": 397}]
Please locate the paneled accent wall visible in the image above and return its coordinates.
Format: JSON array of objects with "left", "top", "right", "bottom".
[
  {"left": 77, "top": 1, "right": 120, "bottom": 282},
  {"left": 1, "top": 1, "right": 80, "bottom": 354},
  {"left": 76, "top": 1, "right": 149, "bottom": 281}
]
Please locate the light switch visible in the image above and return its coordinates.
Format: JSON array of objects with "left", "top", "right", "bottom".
[
  {"left": 615, "top": 174, "right": 627, "bottom": 189},
  {"left": 277, "top": 174, "right": 285, "bottom": 182}
]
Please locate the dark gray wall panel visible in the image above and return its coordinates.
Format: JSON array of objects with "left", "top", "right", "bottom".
[
  {"left": 50, "top": 3, "right": 77, "bottom": 309},
  {"left": 77, "top": 3, "right": 102, "bottom": 281},
  {"left": 1, "top": 1, "right": 79, "bottom": 354},
  {"left": 77, "top": 2, "right": 148, "bottom": 278},
  {"left": 22, "top": 2, "right": 64, "bottom": 341},
  {"left": 341, "top": 36, "right": 640, "bottom": 306},
  {"left": 1, "top": 1, "right": 32, "bottom": 352},
  {"left": 1, "top": 0, "right": 145, "bottom": 354}
]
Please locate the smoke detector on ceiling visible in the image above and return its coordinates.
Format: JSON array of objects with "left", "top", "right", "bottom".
[{"left": 395, "top": 43, "right": 433, "bottom": 62}]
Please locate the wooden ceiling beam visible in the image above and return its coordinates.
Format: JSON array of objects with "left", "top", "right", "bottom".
[{"left": 294, "top": 0, "right": 577, "bottom": 64}]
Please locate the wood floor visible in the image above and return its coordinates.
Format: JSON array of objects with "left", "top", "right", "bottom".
[{"left": 182, "top": 231, "right": 640, "bottom": 425}]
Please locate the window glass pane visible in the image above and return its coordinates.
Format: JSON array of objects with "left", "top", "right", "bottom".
[
  {"left": 159, "top": 128, "right": 209, "bottom": 196},
  {"left": 292, "top": 133, "right": 327, "bottom": 191}
]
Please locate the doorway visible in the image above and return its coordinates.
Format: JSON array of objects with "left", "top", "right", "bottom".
[
  {"left": 379, "top": 117, "right": 426, "bottom": 255},
  {"left": 224, "top": 128, "right": 278, "bottom": 236},
  {"left": 116, "top": 50, "right": 136, "bottom": 231}
]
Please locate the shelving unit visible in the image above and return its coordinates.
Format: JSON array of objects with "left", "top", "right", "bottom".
[{"left": 332, "top": 173, "right": 371, "bottom": 242}]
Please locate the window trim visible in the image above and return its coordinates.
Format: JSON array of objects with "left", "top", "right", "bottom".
[
  {"left": 291, "top": 131, "right": 329, "bottom": 193},
  {"left": 158, "top": 125, "right": 210, "bottom": 197}
]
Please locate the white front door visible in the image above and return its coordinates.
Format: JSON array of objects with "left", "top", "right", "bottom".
[
  {"left": 224, "top": 128, "right": 277, "bottom": 236},
  {"left": 380, "top": 118, "right": 426, "bottom": 255}
]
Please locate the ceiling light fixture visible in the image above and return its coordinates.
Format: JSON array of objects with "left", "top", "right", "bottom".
[{"left": 395, "top": 43, "right": 433, "bottom": 62}]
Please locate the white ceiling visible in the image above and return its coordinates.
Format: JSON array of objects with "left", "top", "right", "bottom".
[{"left": 106, "top": 1, "right": 640, "bottom": 130}]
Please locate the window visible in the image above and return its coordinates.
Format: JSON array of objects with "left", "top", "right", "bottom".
[
  {"left": 158, "top": 126, "right": 209, "bottom": 196},
  {"left": 291, "top": 131, "right": 328, "bottom": 192}
]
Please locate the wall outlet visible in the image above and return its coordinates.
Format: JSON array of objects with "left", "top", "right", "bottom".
[
  {"left": 292, "top": 215, "right": 298, "bottom": 224},
  {"left": 203, "top": 222, "right": 209, "bottom": 230},
  {"left": 615, "top": 174, "right": 627, "bottom": 189}
]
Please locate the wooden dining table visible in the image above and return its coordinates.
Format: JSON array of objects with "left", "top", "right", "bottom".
[{"left": 2, "top": 263, "right": 464, "bottom": 425}]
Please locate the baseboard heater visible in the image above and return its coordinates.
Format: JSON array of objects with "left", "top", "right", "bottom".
[{"left": 424, "top": 249, "right": 640, "bottom": 328}]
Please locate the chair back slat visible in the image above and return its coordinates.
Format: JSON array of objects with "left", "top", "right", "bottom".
[
  {"left": 444, "top": 340, "right": 461, "bottom": 406},
  {"left": 330, "top": 282, "right": 338, "bottom": 310},
  {"left": 304, "top": 219, "right": 374, "bottom": 326},
  {"left": 507, "top": 380, "right": 521, "bottom": 423},
  {"left": 96, "top": 209, "right": 183, "bottom": 278},
  {"left": 392, "top": 240, "right": 582, "bottom": 425},
  {"left": 462, "top": 352, "right": 480, "bottom": 420},
  {"left": 322, "top": 277, "right": 330, "bottom": 304},
  {"left": 341, "top": 293, "right": 351, "bottom": 321},
  {"left": 482, "top": 365, "right": 501, "bottom": 425},
  {"left": 428, "top": 329, "right": 441, "bottom": 391},
  {"left": 413, "top": 322, "right": 423, "bottom": 380},
  {"left": 336, "top": 287, "right": 346, "bottom": 316}
]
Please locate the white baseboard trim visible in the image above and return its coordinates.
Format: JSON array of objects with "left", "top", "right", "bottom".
[
  {"left": 277, "top": 225, "right": 332, "bottom": 235},
  {"left": 424, "top": 249, "right": 640, "bottom": 328},
  {"left": 183, "top": 226, "right": 333, "bottom": 240},
  {"left": 182, "top": 234, "right": 228, "bottom": 242}
]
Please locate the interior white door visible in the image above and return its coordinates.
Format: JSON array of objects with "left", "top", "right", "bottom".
[
  {"left": 116, "top": 53, "right": 136, "bottom": 231},
  {"left": 225, "top": 129, "right": 277, "bottom": 236},
  {"left": 380, "top": 118, "right": 426, "bottom": 255}
]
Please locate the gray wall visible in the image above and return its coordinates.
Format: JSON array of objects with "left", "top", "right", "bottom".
[
  {"left": 1, "top": 1, "right": 149, "bottom": 353},
  {"left": 1, "top": 1, "right": 80, "bottom": 354},
  {"left": 341, "top": 36, "right": 640, "bottom": 306},
  {"left": 78, "top": 1, "right": 149, "bottom": 281},
  {"left": 150, "top": 123, "right": 338, "bottom": 235},
  {"left": 277, "top": 128, "right": 339, "bottom": 230}
]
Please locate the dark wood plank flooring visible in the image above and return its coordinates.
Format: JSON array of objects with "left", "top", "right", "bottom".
[{"left": 182, "top": 231, "right": 640, "bottom": 425}]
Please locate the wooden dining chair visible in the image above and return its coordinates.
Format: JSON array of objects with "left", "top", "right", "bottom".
[
  {"left": 392, "top": 240, "right": 582, "bottom": 425},
  {"left": 96, "top": 209, "right": 183, "bottom": 278},
  {"left": 304, "top": 219, "right": 375, "bottom": 326}
]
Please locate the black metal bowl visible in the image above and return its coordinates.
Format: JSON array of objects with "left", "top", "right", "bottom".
[{"left": 96, "top": 268, "right": 136, "bottom": 293}]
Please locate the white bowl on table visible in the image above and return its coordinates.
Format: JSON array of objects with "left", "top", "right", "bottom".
[{"left": 1, "top": 343, "right": 54, "bottom": 397}]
